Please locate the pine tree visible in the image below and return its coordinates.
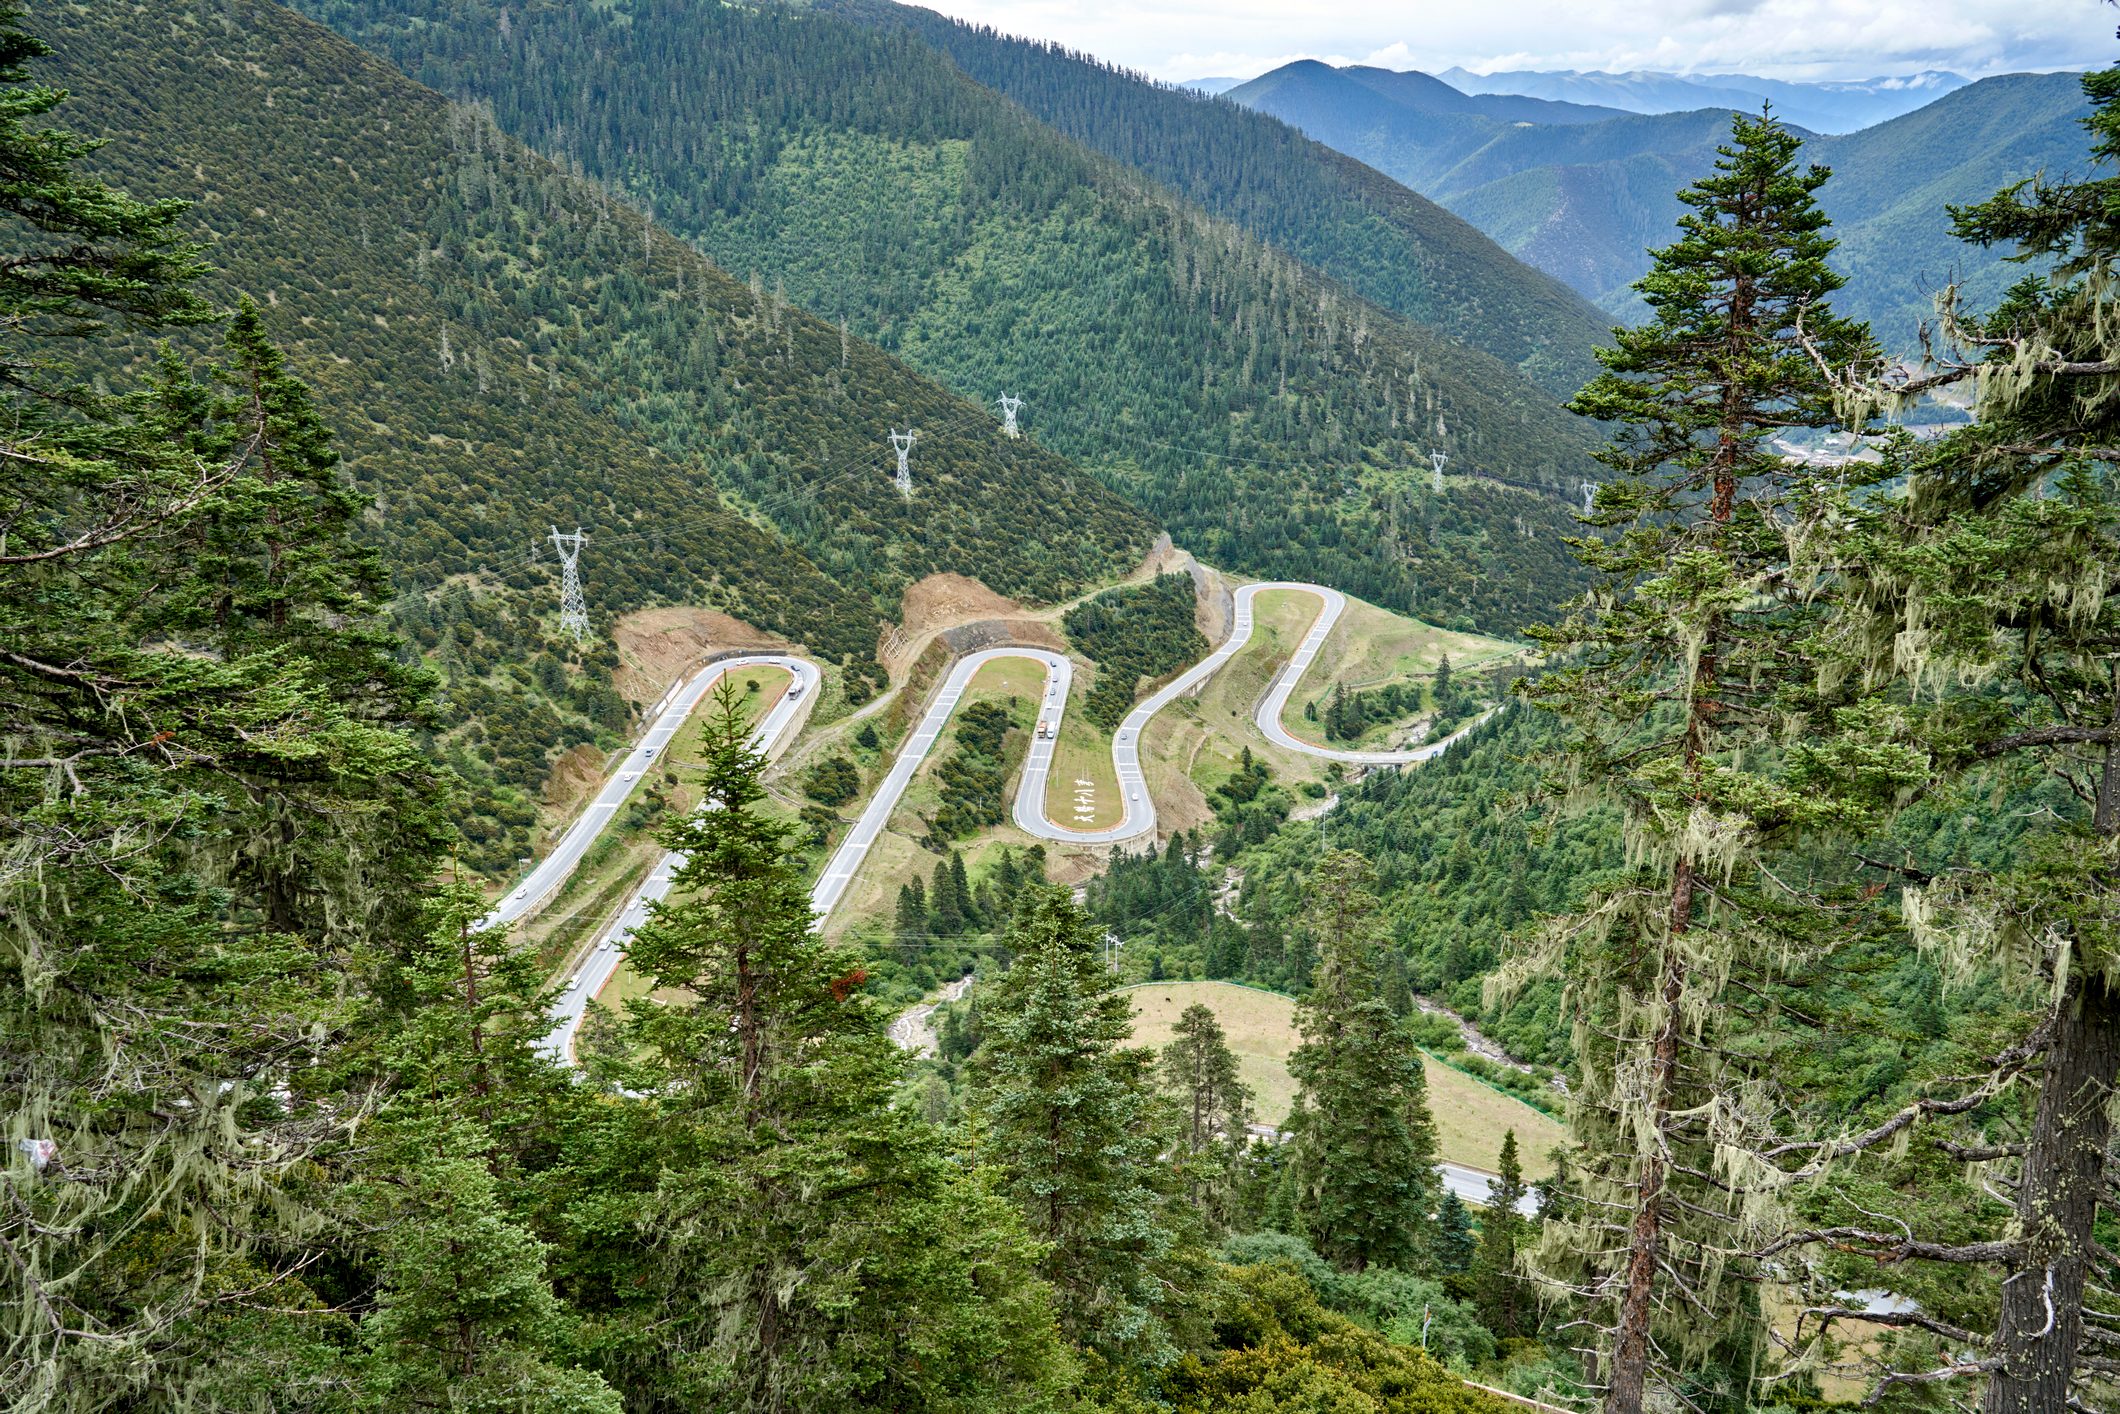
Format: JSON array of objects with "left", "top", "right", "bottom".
[
  {"left": 1475, "top": 1131, "right": 1532, "bottom": 1340},
  {"left": 932, "top": 857, "right": 965, "bottom": 936},
  {"left": 0, "top": 11, "right": 449, "bottom": 1394},
  {"left": 894, "top": 881, "right": 928, "bottom": 967},
  {"left": 949, "top": 848, "right": 976, "bottom": 926},
  {"left": 351, "top": 885, "right": 618, "bottom": 1412},
  {"left": 1158, "top": 1003, "right": 1252, "bottom": 1234},
  {"left": 1283, "top": 850, "right": 1440, "bottom": 1272},
  {"left": 972, "top": 886, "right": 1197, "bottom": 1374},
  {"left": 1504, "top": 108, "right": 1877, "bottom": 1414},
  {"left": 1161, "top": 1002, "right": 1252, "bottom": 1152},
  {"left": 624, "top": 688, "right": 1073, "bottom": 1411},
  {"left": 1433, "top": 1190, "right": 1477, "bottom": 1280},
  {"left": 1781, "top": 61, "right": 2120, "bottom": 1410}
]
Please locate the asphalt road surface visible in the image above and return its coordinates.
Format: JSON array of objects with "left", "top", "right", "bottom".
[
  {"left": 481, "top": 654, "right": 816, "bottom": 932},
  {"left": 1246, "top": 582, "right": 1490, "bottom": 765},
  {"left": 538, "top": 582, "right": 1499, "bottom": 1048},
  {"left": 536, "top": 655, "right": 818, "bottom": 1060}
]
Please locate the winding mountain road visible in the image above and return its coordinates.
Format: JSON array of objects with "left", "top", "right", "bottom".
[
  {"left": 811, "top": 581, "right": 1499, "bottom": 924},
  {"left": 480, "top": 654, "right": 813, "bottom": 933},
  {"left": 534, "top": 654, "right": 819, "bottom": 1060},
  {"left": 1247, "top": 583, "right": 1489, "bottom": 766},
  {"left": 534, "top": 581, "right": 1499, "bottom": 1054}
]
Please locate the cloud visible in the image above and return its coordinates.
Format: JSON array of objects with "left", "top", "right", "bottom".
[{"left": 910, "top": 0, "right": 2108, "bottom": 82}]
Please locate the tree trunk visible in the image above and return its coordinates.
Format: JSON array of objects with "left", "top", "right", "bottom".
[
  {"left": 1606, "top": 865, "right": 1692, "bottom": 1414},
  {"left": 1980, "top": 971, "right": 2120, "bottom": 1414},
  {"left": 1982, "top": 728, "right": 2120, "bottom": 1414}
]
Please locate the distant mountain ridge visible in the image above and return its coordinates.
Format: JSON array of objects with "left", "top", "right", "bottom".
[
  {"left": 1230, "top": 60, "right": 2089, "bottom": 341},
  {"left": 831, "top": 6, "right": 1615, "bottom": 394},
  {"left": 1437, "top": 65, "right": 1970, "bottom": 133},
  {"left": 292, "top": 0, "right": 1608, "bottom": 634}
]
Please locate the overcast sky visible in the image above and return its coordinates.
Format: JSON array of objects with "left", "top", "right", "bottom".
[{"left": 909, "top": 0, "right": 2112, "bottom": 83}]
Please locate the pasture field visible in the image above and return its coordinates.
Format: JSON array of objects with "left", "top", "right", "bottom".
[{"left": 1124, "top": 979, "right": 1562, "bottom": 1178}]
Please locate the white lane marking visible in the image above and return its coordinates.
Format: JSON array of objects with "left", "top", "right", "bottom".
[{"left": 538, "top": 656, "right": 819, "bottom": 1060}]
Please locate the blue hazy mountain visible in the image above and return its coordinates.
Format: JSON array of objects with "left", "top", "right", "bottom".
[
  {"left": 1437, "top": 66, "right": 1970, "bottom": 134},
  {"left": 1231, "top": 60, "right": 2086, "bottom": 342}
]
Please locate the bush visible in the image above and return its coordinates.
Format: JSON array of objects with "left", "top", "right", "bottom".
[{"left": 803, "top": 754, "right": 861, "bottom": 806}]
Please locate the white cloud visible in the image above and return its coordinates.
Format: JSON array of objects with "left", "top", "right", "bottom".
[{"left": 906, "top": 0, "right": 2108, "bottom": 82}]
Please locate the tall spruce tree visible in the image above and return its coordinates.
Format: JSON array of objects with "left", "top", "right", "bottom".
[
  {"left": 933, "top": 856, "right": 965, "bottom": 936},
  {"left": 1282, "top": 850, "right": 1440, "bottom": 1273},
  {"left": 0, "top": 9, "right": 451, "bottom": 1396},
  {"left": 1780, "top": 58, "right": 2120, "bottom": 1411},
  {"left": 971, "top": 886, "right": 1197, "bottom": 1377},
  {"left": 1502, "top": 108, "right": 1878, "bottom": 1414},
  {"left": 1434, "top": 1191, "right": 1477, "bottom": 1275},
  {"left": 1161, "top": 1002, "right": 1252, "bottom": 1152},
  {"left": 349, "top": 885, "right": 618, "bottom": 1412},
  {"left": 1160, "top": 1001, "right": 1254, "bottom": 1234},
  {"left": 1475, "top": 1131, "right": 1532, "bottom": 1341},
  {"left": 623, "top": 688, "right": 1073, "bottom": 1412}
]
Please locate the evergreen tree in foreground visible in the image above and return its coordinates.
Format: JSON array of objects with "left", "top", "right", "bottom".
[
  {"left": 1160, "top": 1001, "right": 1254, "bottom": 1234},
  {"left": 1161, "top": 1001, "right": 1253, "bottom": 1152},
  {"left": 0, "top": 8, "right": 450, "bottom": 1395},
  {"left": 624, "top": 687, "right": 1072, "bottom": 1412},
  {"left": 972, "top": 887, "right": 1198, "bottom": 1382},
  {"left": 1500, "top": 107, "right": 1883, "bottom": 1414},
  {"left": 1474, "top": 1131, "right": 1533, "bottom": 1341},
  {"left": 1283, "top": 850, "right": 1440, "bottom": 1273},
  {"left": 1434, "top": 1192, "right": 1476, "bottom": 1276},
  {"left": 1779, "top": 57, "right": 2120, "bottom": 1411},
  {"left": 350, "top": 884, "right": 618, "bottom": 1411}
]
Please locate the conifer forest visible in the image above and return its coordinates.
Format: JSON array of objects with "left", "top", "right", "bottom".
[{"left": 8, "top": 1, "right": 2120, "bottom": 1412}]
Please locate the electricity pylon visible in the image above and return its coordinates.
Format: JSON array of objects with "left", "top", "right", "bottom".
[
  {"left": 996, "top": 393, "right": 1024, "bottom": 438},
  {"left": 1581, "top": 480, "right": 1597, "bottom": 514},
  {"left": 1429, "top": 449, "right": 1448, "bottom": 494},
  {"left": 890, "top": 428, "right": 919, "bottom": 496},
  {"left": 548, "top": 526, "right": 589, "bottom": 644}
]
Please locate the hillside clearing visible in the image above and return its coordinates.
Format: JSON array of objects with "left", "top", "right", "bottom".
[{"left": 1124, "top": 980, "right": 1562, "bottom": 1178}]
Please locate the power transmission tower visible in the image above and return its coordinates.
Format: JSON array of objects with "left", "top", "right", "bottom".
[
  {"left": 996, "top": 393, "right": 1024, "bottom": 438},
  {"left": 1581, "top": 479, "right": 1597, "bottom": 514},
  {"left": 889, "top": 427, "right": 919, "bottom": 496},
  {"left": 548, "top": 525, "right": 590, "bottom": 644},
  {"left": 1429, "top": 449, "right": 1448, "bottom": 494}
]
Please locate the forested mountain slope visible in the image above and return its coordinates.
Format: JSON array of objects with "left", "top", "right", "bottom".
[
  {"left": 289, "top": 0, "right": 1603, "bottom": 634},
  {"left": 1232, "top": 61, "right": 2090, "bottom": 336},
  {"left": 49, "top": 1, "right": 1153, "bottom": 864},
  {"left": 820, "top": 0, "right": 1613, "bottom": 399}
]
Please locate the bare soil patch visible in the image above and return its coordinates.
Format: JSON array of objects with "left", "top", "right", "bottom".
[
  {"left": 610, "top": 605, "right": 783, "bottom": 708},
  {"left": 901, "top": 573, "right": 1025, "bottom": 634},
  {"left": 540, "top": 742, "right": 608, "bottom": 822}
]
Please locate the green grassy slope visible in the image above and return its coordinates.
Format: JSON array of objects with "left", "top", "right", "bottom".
[
  {"left": 49, "top": 0, "right": 1153, "bottom": 867},
  {"left": 287, "top": 0, "right": 1603, "bottom": 635},
  {"left": 820, "top": 4, "right": 1612, "bottom": 400}
]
